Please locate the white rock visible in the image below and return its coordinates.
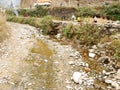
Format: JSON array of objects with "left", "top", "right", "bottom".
[
  {"left": 28, "top": 83, "right": 32, "bottom": 86},
  {"left": 72, "top": 72, "right": 81, "bottom": 84},
  {"left": 66, "top": 85, "right": 73, "bottom": 89},
  {"left": 85, "top": 63, "right": 89, "bottom": 67},
  {"left": 68, "top": 61, "right": 75, "bottom": 65},
  {"left": 105, "top": 79, "right": 112, "bottom": 84},
  {"left": 55, "top": 33, "right": 61, "bottom": 39},
  {"left": 89, "top": 53, "right": 96, "bottom": 58},
  {"left": 111, "top": 82, "right": 120, "bottom": 90},
  {"left": 44, "top": 59, "right": 48, "bottom": 62},
  {"left": 8, "top": 81, "right": 15, "bottom": 85},
  {"left": 102, "top": 70, "right": 106, "bottom": 74}
]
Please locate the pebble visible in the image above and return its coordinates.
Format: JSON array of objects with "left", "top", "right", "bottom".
[
  {"left": 105, "top": 79, "right": 112, "bottom": 84},
  {"left": 89, "top": 53, "right": 96, "bottom": 58},
  {"left": 68, "top": 61, "right": 75, "bottom": 65},
  {"left": 8, "top": 81, "right": 15, "bottom": 85},
  {"left": 44, "top": 59, "right": 48, "bottom": 62},
  {"left": 66, "top": 85, "right": 73, "bottom": 89},
  {"left": 84, "top": 67, "right": 91, "bottom": 73},
  {"left": 28, "top": 83, "right": 32, "bottom": 86},
  {"left": 72, "top": 72, "right": 81, "bottom": 84},
  {"left": 72, "top": 71, "right": 94, "bottom": 86}
]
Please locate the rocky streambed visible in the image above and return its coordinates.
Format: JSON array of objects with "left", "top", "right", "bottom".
[{"left": 0, "top": 22, "right": 120, "bottom": 90}]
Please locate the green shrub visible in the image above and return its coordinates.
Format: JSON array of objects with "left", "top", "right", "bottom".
[
  {"left": 102, "top": 3, "right": 120, "bottom": 20},
  {"left": 106, "top": 39, "right": 120, "bottom": 61},
  {"left": 19, "top": 6, "right": 48, "bottom": 17},
  {"left": 35, "top": 6, "right": 49, "bottom": 17},
  {"left": 62, "top": 23, "right": 77, "bottom": 38},
  {"left": 62, "top": 23, "right": 105, "bottom": 46},
  {"left": 19, "top": 9, "right": 27, "bottom": 16},
  {"left": 77, "top": 7, "right": 96, "bottom": 17},
  {"left": 40, "top": 15, "right": 53, "bottom": 34},
  {"left": 6, "top": 9, "right": 16, "bottom": 16},
  {"left": 7, "top": 15, "right": 53, "bottom": 35}
]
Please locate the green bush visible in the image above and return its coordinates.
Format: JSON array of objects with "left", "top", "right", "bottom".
[
  {"left": 62, "top": 23, "right": 76, "bottom": 38},
  {"left": 40, "top": 15, "right": 53, "bottom": 34},
  {"left": 7, "top": 15, "right": 53, "bottom": 35},
  {"left": 19, "top": 9, "right": 28, "bottom": 16},
  {"left": 77, "top": 7, "right": 96, "bottom": 17},
  {"left": 62, "top": 23, "right": 105, "bottom": 46},
  {"left": 106, "top": 39, "right": 120, "bottom": 61},
  {"left": 6, "top": 9, "right": 16, "bottom": 16},
  {"left": 102, "top": 3, "right": 120, "bottom": 20},
  {"left": 35, "top": 6, "right": 49, "bottom": 17},
  {"left": 19, "top": 6, "right": 48, "bottom": 17}
]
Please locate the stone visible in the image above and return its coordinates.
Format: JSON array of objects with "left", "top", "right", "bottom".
[
  {"left": 72, "top": 72, "right": 81, "bottom": 84},
  {"left": 98, "top": 56, "right": 110, "bottom": 64},
  {"left": 111, "top": 82, "right": 120, "bottom": 90},
  {"left": 28, "top": 83, "right": 32, "bottom": 86},
  {"left": 115, "top": 69, "right": 120, "bottom": 79},
  {"left": 102, "top": 70, "right": 106, "bottom": 74},
  {"left": 79, "top": 62, "right": 85, "bottom": 66},
  {"left": 105, "top": 79, "right": 112, "bottom": 84},
  {"left": 89, "top": 53, "right": 96, "bottom": 58},
  {"left": 8, "top": 81, "right": 15, "bottom": 85},
  {"left": 68, "top": 61, "right": 75, "bottom": 65},
  {"left": 66, "top": 85, "right": 73, "bottom": 89},
  {"left": 92, "top": 45, "right": 97, "bottom": 49},
  {"left": 55, "top": 33, "right": 61, "bottom": 39},
  {"left": 75, "top": 56, "right": 79, "bottom": 59},
  {"left": 44, "top": 59, "right": 48, "bottom": 62},
  {"left": 85, "top": 63, "right": 89, "bottom": 67},
  {"left": 72, "top": 71, "right": 94, "bottom": 86},
  {"left": 84, "top": 68, "right": 91, "bottom": 73}
]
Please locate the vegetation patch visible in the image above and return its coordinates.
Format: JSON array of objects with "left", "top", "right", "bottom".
[
  {"left": 105, "top": 39, "right": 120, "bottom": 62},
  {"left": 62, "top": 23, "right": 106, "bottom": 46},
  {"left": 101, "top": 3, "right": 120, "bottom": 20},
  {"left": 77, "top": 7, "right": 96, "bottom": 17},
  {"left": 7, "top": 15, "right": 54, "bottom": 34}
]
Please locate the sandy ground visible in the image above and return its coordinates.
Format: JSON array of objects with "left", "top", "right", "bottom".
[{"left": 0, "top": 22, "right": 85, "bottom": 90}]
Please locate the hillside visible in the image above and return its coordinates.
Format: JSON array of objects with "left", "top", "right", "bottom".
[
  {"left": 20, "top": 0, "right": 119, "bottom": 8},
  {"left": 51, "top": 0, "right": 118, "bottom": 7}
]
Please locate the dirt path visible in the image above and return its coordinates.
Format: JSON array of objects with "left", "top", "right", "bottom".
[
  {"left": 0, "top": 22, "right": 93, "bottom": 90},
  {"left": 0, "top": 22, "right": 37, "bottom": 89}
]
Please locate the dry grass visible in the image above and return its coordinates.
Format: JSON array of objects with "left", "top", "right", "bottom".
[{"left": 0, "top": 15, "right": 10, "bottom": 43}]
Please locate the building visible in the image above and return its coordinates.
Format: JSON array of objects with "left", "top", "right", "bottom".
[
  {"left": 20, "top": 0, "right": 52, "bottom": 8},
  {"left": 34, "top": 0, "right": 52, "bottom": 6}
]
